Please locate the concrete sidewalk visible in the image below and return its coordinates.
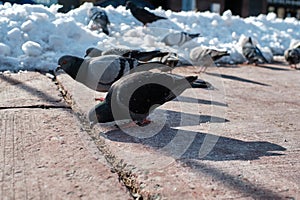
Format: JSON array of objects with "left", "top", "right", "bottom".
[
  {"left": 0, "top": 60, "right": 299, "bottom": 199},
  {"left": 0, "top": 72, "right": 131, "bottom": 199}
]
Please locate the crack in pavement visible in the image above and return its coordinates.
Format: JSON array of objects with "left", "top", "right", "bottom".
[
  {"left": 0, "top": 105, "right": 71, "bottom": 110},
  {"left": 49, "top": 71, "right": 161, "bottom": 200}
]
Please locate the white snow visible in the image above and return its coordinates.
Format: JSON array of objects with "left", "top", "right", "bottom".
[
  {"left": 22, "top": 40, "right": 42, "bottom": 56},
  {"left": 0, "top": 2, "right": 300, "bottom": 71},
  {"left": 0, "top": 42, "right": 10, "bottom": 56}
]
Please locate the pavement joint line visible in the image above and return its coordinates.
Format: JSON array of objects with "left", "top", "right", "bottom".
[
  {"left": 0, "top": 105, "right": 71, "bottom": 110},
  {"left": 49, "top": 71, "right": 163, "bottom": 200}
]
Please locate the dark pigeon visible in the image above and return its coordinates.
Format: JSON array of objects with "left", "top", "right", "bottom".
[
  {"left": 284, "top": 48, "right": 300, "bottom": 68},
  {"left": 94, "top": 0, "right": 155, "bottom": 9},
  {"left": 84, "top": 47, "right": 103, "bottom": 57},
  {"left": 87, "top": 7, "right": 110, "bottom": 35},
  {"left": 242, "top": 37, "right": 268, "bottom": 65},
  {"left": 126, "top": 1, "right": 167, "bottom": 26},
  {"left": 284, "top": 41, "right": 300, "bottom": 68},
  {"left": 85, "top": 47, "right": 169, "bottom": 62},
  {"left": 56, "top": 54, "right": 168, "bottom": 92},
  {"left": 162, "top": 32, "right": 201, "bottom": 46},
  {"left": 88, "top": 71, "right": 197, "bottom": 126},
  {"left": 190, "top": 46, "right": 230, "bottom": 72}
]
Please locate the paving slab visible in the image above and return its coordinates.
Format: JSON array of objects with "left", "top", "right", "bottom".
[
  {"left": 0, "top": 72, "right": 65, "bottom": 108},
  {"left": 0, "top": 72, "right": 131, "bottom": 199},
  {"left": 56, "top": 60, "right": 300, "bottom": 199}
]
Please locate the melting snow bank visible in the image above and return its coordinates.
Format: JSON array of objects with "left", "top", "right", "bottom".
[{"left": 0, "top": 2, "right": 299, "bottom": 71}]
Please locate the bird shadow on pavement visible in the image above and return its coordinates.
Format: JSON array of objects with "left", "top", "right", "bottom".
[
  {"left": 101, "top": 109, "right": 286, "bottom": 199},
  {"left": 206, "top": 72, "right": 271, "bottom": 86},
  {"left": 176, "top": 96, "right": 228, "bottom": 107},
  {"left": 103, "top": 125, "right": 286, "bottom": 161},
  {"left": 102, "top": 109, "right": 285, "bottom": 161},
  {"left": 216, "top": 63, "right": 240, "bottom": 68},
  {"left": 164, "top": 110, "right": 229, "bottom": 127},
  {"left": 255, "top": 64, "right": 292, "bottom": 71}
]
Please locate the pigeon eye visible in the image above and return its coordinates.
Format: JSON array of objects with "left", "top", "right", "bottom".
[{"left": 62, "top": 60, "right": 67, "bottom": 65}]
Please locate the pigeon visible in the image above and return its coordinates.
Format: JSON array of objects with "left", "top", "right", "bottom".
[
  {"left": 284, "top": 41, "right": 300, "bottom": 68},
  {"left": 126, "top": 1, "right": 167, "bottom": 26},
  {"left": 87, "top": 7, "right": 110, "bottom": 35},
  {"left": 190, "top": 46, "right": 230, "bottom": 72},
  {"left": 242, "top": 37, "right": 268, "bottom": 65},
  {"left": 149, "top": 52, "right": 180, "bottom": 72},
  {"left": 284, "top": 48, "right": 300, "bottom": 68},
  {"left": 88, "top": 71, "right": 197, "bottom": 126},
  {"left": 85, "top": 47, "right": 169, "bottom": 62},
  {"left": 56, "top": 54, "right": 168, "bottom": 92},
  {"left": 162, "top": 32, "right": 201, "bottom": 46},
  {"left": 84, "top": 47, "right": 179, "bottom": 71},
  {"left": 84, "top": 47, "right": 103, "bottom": 57}
]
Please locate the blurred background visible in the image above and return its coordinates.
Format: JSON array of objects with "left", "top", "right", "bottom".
[{"left": 1, "top": 0, "right": 300, "bottom": 19}]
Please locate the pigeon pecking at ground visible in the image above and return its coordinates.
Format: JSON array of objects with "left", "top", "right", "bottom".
[
  {"left": 87, "top": 7, "right": 110, "bottom": 35},
  {"left": 284, "top": 41, "right": 300, "bottom": 68},
  {"left": 190, "top": 46, "right": 230, "bottom": 72},
  {"left": 56, "top": 54, "right": 168, "bottom": 92},
  {"left": 126, "top": 1, "right": 167, "bottom": 26},
  {"left": 88, "top": 71, "right": 197, "bottom": 126},
  {"left": 242, "top": 37, "right": 269, "bottom": 65},
  {"left": 162, "top": 32, "right": 201, "bottom": 46}
]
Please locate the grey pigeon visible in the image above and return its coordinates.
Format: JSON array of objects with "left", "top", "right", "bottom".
[
  {"left": 284, "top": 41, "right": 300, "bottom": 68},
  {"left": 56, "top": 54, "right": 167, "bottom": 92},
  {"left": 84, "top": 47, "right": 178, "bottom": 71},
  {"left": 85, "top": 47, "right": 169, "bottom": 62},
  {"left": 190, "top": 46, "right": 230, "bottom": 72},
  {"left": 242, "top": 37, "right": 268, "bottom": 65},
  {"left": 149, "top": 52, "right": 180, "bottom": 72},
  {"left": 162, "top": 32, "right": 201, "bottom": 46},
  {"left": 88, "top": 71, "right": 197, "bottom": 126},
  {"left": 126, "top": 1, "right": 167, "bottom": 26},
  {"left": 87, "top": 7, "right": 110, "bottom": 35}
]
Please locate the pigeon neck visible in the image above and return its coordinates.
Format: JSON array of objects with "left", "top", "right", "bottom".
[
  {"left": 97, "top": 101, "right": 114, "bottom": 123},
  {"left": 68, "top": 57, "right": 84, "bottom": 80}
]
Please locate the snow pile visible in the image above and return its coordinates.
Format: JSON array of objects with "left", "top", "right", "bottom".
[{"left": 0, "top": 2, "right": 299, "bottom": 71}]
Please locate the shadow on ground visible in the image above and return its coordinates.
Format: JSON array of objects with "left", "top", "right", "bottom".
[
  {"left": 177, "top": 96, "right": 228, "bottom": 107},
  {"left": 103, "top": 125, "right": 286, "bottom": 161},
  {"left": 102, "top": 117, "right": 286, "bottom": 199},
  {"left": 183, "top": 159, "right": 287, "bottom": 199},
  {"left": 100, "top": 108, "right": 285, "bottom": 161},
  {"left": 256, "top": 64, "right": 292, "bottom": 71},
  {"left": 206, "top": 72, "right": 271, "bottom": 86}
]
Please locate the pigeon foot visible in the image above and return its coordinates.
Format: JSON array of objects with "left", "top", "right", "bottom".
[
  {"left": 95, "top": 97, "right": 105, "bottom": 101},
  {"left": 136, "top": 119, "right": 151, "bottom": 126}
]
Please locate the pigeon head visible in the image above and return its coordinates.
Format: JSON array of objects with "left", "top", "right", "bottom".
[
  {"left": 289, "top": 49, "right": 298, "bottom": 57},
  {"left": 125, "top": 1, "right": 134, "bottom": 9},
  {"left": 57, "top": 55, "right": 84, "bottom": 79},
  {"left": 84, "top": 47, "right": 103, "bottom": 57},
  {"left": 248, "top": 37, "right": 253, "bottom": 44},
  {"left": 286, "top": 49, "right": 300, "bottom": 64},
  {"left": 88, "top": 101, "right": 114, "bottom": 126}
]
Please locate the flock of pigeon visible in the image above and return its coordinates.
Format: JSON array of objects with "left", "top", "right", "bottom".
[{"left": 56, "top": 1, "right": 300, "bottom": 127}]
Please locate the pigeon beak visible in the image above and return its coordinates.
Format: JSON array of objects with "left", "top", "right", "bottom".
[
  {"left": 55, "top": 65, "right": 62, "bottom": 72},
  {"left": 89, "top": 121, "right": 96, "bottom": 129}
]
